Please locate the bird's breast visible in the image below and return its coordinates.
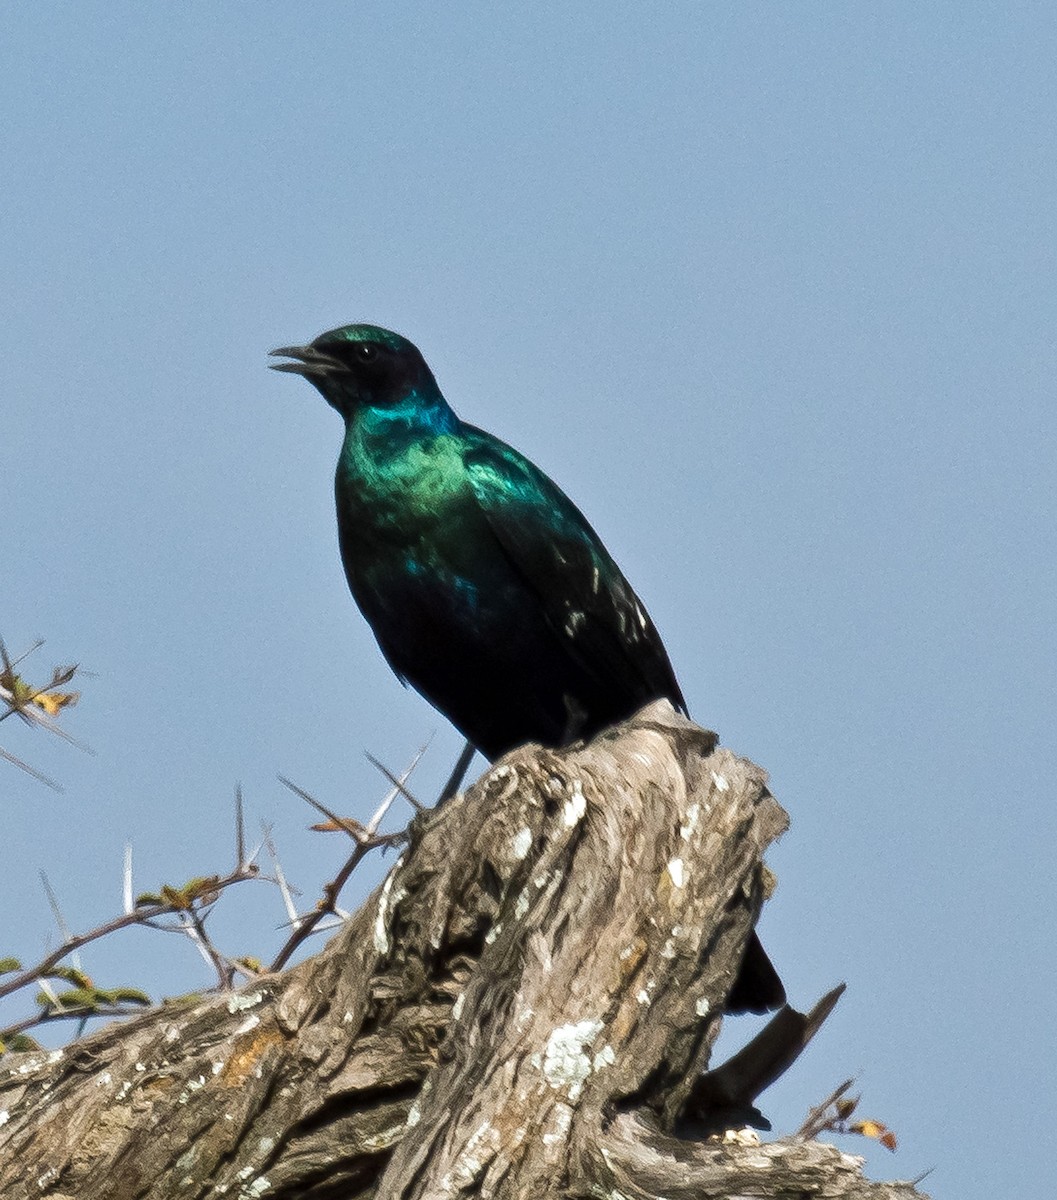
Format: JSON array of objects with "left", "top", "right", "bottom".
[
  {"left": 334, "top": 430, "right": 509, "bottom": 624},
  {"left": 336, "top": 433, "right": 471, "bottom": 541}
]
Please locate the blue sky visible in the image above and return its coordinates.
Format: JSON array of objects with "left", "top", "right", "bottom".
[{"left": 3, "top": 4, "right": 1055, "bottom": 1193}]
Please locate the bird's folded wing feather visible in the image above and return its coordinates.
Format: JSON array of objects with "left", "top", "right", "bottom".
[{"left": 463, "top": 430, "right": 686, "bottom": 712}]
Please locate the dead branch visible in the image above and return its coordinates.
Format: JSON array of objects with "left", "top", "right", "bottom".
[{"left": 0, "top": 703, "right": 927, "bottom": 1200}]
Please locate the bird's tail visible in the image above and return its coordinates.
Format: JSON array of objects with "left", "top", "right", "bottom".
[{"left": 726, "top": 931, "right": 785, "bottom": 1015}]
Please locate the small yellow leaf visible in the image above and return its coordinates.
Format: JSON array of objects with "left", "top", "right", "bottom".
[
  {"left": 854, "top": 1119, "right": 883, "bottom": 1138},
  {"left": 851, "top": 1119, "right": 897, "bottom": 1151},
  {"left": 33, "top": 690, "right": 80, "bottom": 716},
  {"left": 311, "top": 817, "right": 367, "bottom": 835}
]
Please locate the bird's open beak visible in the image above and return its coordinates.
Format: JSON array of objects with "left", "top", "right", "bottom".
[{"left": 268, "top": 345, "right": 344, "bottom": 378}]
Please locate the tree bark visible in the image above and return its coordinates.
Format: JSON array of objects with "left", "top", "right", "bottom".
[{"left": 0, "top": 703, "right": 927, "bottom": 1199}]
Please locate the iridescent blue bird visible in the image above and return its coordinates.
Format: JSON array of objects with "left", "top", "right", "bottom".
[{"left": 271, "top": 323, "right": 783, "bottom": 1013}]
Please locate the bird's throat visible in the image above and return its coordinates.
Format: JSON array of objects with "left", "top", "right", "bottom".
[{"left": 336, "top": 408, "right": 469, "bottom": 546}]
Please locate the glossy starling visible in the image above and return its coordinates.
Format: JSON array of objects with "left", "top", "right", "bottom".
[{"left": 271, "top": 323, "right": 784, "bottom": 1013}]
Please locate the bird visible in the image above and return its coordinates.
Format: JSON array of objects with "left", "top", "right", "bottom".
[{"left": 270, "top": 323, "right": 784, "bottom": 1013}]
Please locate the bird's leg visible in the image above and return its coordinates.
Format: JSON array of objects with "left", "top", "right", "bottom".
[{"left": 437, "top": 739, "right": 476, "bottom": 805}]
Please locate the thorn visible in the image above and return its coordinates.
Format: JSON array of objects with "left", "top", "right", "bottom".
[
  {"left": 40, "top": 871, "right": 76, "bottom": 951},
  {"left": 0, "top": 745, "right": 62, "bottom": 790},
  {"left": 176, "top": 915, "right": 217, "bottom": 972},
  {"left": 278, "top": 775, "right": 369, "bottom": 842},
  {"left": 123, "top": 843, "right": 134, "bottom": 915},
  {"left": 365, "top": 741, "right": 429, "bottom": 835},
  {"left": 36, "top": 975, "right": 63, "bottom": 1010},
  {"left": 234, "top": 783, "right": 246, "bottom": 867},
  {"left": 0, "top": 637, "right": 47, "bottom": 684},
  {"left": 242, "top": 836, "right": 266, "bottom": 869},
  {"left": 365, "top": 751, "right": 424, "bottom": 811},
  {"left": 262, "top": 823, "right": 299, "bottom": 926}
]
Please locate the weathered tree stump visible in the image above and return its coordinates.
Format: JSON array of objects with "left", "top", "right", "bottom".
[{"left": 0, "top": 703, "right": 927, "bottom": 1199}]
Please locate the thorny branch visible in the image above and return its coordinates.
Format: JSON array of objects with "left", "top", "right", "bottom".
[
  {"left": 0, "top": 637, "right": 87, "bottom": 790},
  {"left": 2, "top": 743, "right": 428, "bottom": 1049},
  {"left": 0, "top": 860, "right": 264, "bottom": 1046},
  {"left": 796, "top": 1076, "right": 899, "bottom": 1152},
  {"left": 268, "top": 743, "right": 427, "bottom": 970}
]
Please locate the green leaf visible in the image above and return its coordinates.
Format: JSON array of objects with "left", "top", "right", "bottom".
[
  {"left": 46, "top": 965, "right": 92, "bottom": 988},
  {"left": 99, "top": 987, "right": 150, "bottom": 1007},
  {"left": 1, "top": 1033, "right": 42, "bottom": 1053},
  {"left": 37, "top": 988, "right": 100, "bottom": 1012}
]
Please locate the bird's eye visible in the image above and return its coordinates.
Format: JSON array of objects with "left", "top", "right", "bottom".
[{"left": 355, "top": 344, "right": 379, "bottom": 363}]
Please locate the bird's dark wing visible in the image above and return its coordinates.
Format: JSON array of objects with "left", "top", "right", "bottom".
[{"left": 462, "top": 428, "right": 686, "bottom": 715}]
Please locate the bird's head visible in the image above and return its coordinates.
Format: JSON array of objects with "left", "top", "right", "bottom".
[{"left": 270, "top": 324, "right": 441, "bottom": 421}]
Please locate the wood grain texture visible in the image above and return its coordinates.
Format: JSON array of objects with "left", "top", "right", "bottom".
[{"left": 0, "top": 703, "right": 926, "bottom": 1200}]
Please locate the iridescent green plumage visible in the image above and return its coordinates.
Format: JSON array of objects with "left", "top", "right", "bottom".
[
  {"left": 272, "top": 322, "right": 685, "bottom": 757},
  {"left": 270, "top": 323, "right": 784, "bottom": 1013}
]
